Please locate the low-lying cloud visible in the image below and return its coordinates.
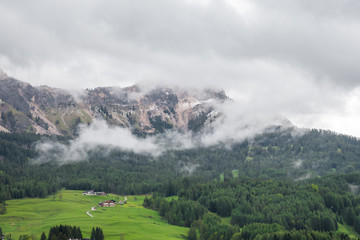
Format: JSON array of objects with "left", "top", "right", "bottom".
[
  {"left": 293, "top": 159, "right": 303, "bottom": 169},
  {"left": 178, "top": 162, "right": 200, "bottom": 175},
  {"left": 34, "top": 119, "right": 161, "bottom": 164},
  {"left": 34, "top": 100, "right": 303, "bottom": 164}
]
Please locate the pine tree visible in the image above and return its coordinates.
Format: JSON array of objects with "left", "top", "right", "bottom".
[
  {"left": 90, "top": 227, "right": 95, "bottom": 240},
  {"left": 188, "top": 227, "right": 197, "bottom": 240},
  {"left": 90, "top": 227, "right": 104, "bottom": 240},
  {"left": 48, "top": 227, "right": 55, "bottom": 240},
  {"left": 73, "top": 227, "right": 82, "bottom": 239},
  {"left": 98, "top": 228, "right": 104, "bottom": 240},
  {"left": 354, "top": 216, "right": 360, "bottom": 234},
  {"left": 95, "top": 227, "right": 102, "bottom": 240},
  {"left": 40, "top": 232, "right": 46, "bottom": 240}
]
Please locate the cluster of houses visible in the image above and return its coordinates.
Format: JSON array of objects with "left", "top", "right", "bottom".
[
  {"left": 98, "top": 200, "right": 116, "bottom": 207},
  {"left": 98, "top": 197, "right": 127, "bottom": 207},
  {"left": 82, "top": 190, "right": 106, "bottom": 196},
  {"left": 83, "top": 190, "right": 128, "bottom": 208}
]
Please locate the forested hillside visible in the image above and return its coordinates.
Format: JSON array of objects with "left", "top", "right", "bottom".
[
  {"left": 145, "top": 174, "right": 360, "bottom": 239},
  {"left": 1, "top": 128, "right": 360, "bottom": 239},
  {"left": 1, "top": 128, "right": 360, "bottom": 201}
]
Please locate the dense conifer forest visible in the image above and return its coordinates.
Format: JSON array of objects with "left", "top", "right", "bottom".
[
  {"left": 145, "top": 174, "right": 360, "bottom": 239},
  {"left": 1, "top": 128, "right": 360, "bottom": 239}
]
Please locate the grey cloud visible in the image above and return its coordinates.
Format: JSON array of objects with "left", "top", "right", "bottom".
[
  {"left": 34, "top": 113, "right": 304, "bottom": 164},
  {"left": 178, "top": 162, "right": 200, "bottom": 176},
  {"left": 1, "top": 0, "right": 359, "bottom": 87},
  {"left": 1, "top": 0, "right": 360, "bottom": 136}
]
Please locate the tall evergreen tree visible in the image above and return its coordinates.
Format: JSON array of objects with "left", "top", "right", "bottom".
[
  {"left": 99, "top": 228, "right": 104, "bottom": 240},
  {"left": 47, "top": 225, "right": 82, "bottom": 240},
  {"left": 90, "top": 227, "right": 95, "bottom": 240},
  {"left": 90, "top": 227, "right": 104, "bottom": 240},
  {"left": 73, "top": 227, "right": 82, "bottom": 239},
  {"left": 188, "top": 228, "right": 197, "bottom": 240},
  {"left": 40, "top": 232, "right": 46, "bottom": 240},
  {"left": 354, "top": 216, "right": 360, "bottom": 234},
  {"left": 95, "top": 227, "right": 104, "bottom": 240}
]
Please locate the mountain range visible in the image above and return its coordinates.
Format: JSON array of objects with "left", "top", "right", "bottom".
[{"left": 0, "top": 70, "right": 227, "bottom": 136}]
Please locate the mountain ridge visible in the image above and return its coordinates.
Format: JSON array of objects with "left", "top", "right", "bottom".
[{"left": 0, "top": 72, "right": 228, "bottom": 136}]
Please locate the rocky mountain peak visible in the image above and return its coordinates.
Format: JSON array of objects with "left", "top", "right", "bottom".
[
  {"left": 0, "top": 74, "right": 228, "bottom": 136},
  {"left": 0, "top": 69, "right": 7, "bottom": 80}
]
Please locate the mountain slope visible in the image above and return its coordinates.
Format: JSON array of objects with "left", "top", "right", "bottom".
[{"left": 0, "top": 72, "right": 227, "bottom": 136}]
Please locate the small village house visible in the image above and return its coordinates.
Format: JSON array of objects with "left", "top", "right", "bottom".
[
  {"left": 82, "top": 190, "right": 96, "bottom": 196},
  {"left": 83, "top": 190, "right": 106, "bottom": 196},
  {"left": 99, "top": 200, "right": 116, "bottom": 207}
]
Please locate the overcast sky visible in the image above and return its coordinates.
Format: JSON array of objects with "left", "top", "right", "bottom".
[{"left": 1, "top": 0, "right": 360, "bottom": 137}]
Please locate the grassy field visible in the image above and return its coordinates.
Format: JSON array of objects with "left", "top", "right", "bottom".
[
  {"left": 231, "top": 170, "right": 239, "bottom": 178},
  {"left": 338, "top": 223, "right": 360, "bottom": 239},
  {"left": 164, "top": 196, "right": 179, "bottom": 201},
  {"left": 219, "top": 173, "right": 224, "bottom": 181},
  {"left": 219, "top": 170, "right": 239, "bottom": 182},
  {"left": 221, "top": 216, "right": 231, "bottom": 225},
  {"left": 0, "top": 190, "right": 188, "bottom": 240}
]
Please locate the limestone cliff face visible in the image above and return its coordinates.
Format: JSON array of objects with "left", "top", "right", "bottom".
[{"left": 0, "top": 73, "right": 227, "bottom": 136}]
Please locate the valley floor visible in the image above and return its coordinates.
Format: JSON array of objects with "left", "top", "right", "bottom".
[{"left": 0, "top": 190, "right": 188, "bottom": 240}]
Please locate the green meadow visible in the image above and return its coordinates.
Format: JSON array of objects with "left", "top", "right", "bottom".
[
  {"left": 337, "top": 223, "right": 360, "bottom": 239},
  {"left": 0, "top": 190, "right": 188, "bottom": 240}
]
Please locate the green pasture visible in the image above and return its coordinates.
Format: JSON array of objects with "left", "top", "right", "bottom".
[
  {"left": 218, "top": 170, "right": 239, "bottom": 182},
  {"left": 231, "top": 170, "right": 239, "bottom": 178},
  {"left": 0, "top": 190, "right": 188, "bottom": 240},
  {"left": 219, "top": 173, "right": 224, "bottom": 181},
  {"left": 338, "top": 223, "right": 360, "bottom": 239},
  {"left": 164, "top": 196, "right": 179, "bottom": 202},
  {"left": 221, "top": 216, "right": 231, "bottom": 225}
]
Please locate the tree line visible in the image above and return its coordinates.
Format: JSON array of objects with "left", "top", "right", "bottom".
[
  {"left": 0, "top": 225, "right": 104, "bottom": 240},
  {"left": 2, "top": 128, "right": 360, "bottom": 205}
]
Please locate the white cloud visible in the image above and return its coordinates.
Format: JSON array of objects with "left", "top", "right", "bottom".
[
  {"left": 1, "top": 0, "right": 360, "bottom": 136},
  {"left": 290, "top": 87, "right": 360, "bottom": 137},
  {"left": 34, "top": 113, "right": 302, "bottom": 164}
]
